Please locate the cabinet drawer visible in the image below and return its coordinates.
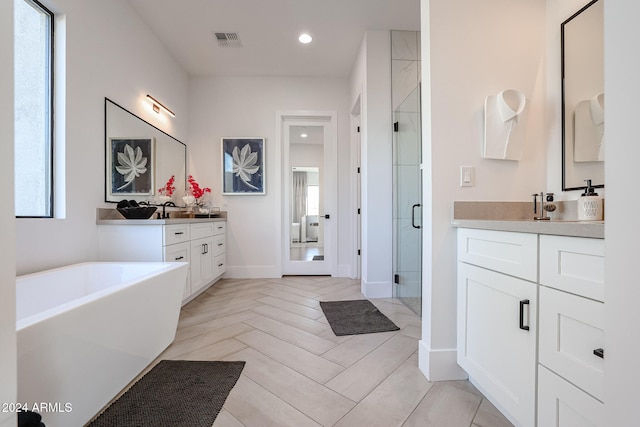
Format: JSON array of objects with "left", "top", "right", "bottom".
[
  {"left": 539, "top": 286, "right": 604, "bottom": 401},
  {"left": 215, "top": 253, "right": 225, "bottom": 275},
  {"left": 538, "top": 365, "right": 604, "bottom": 427},
  {"left": 213, "top": 234, "right": 225, "bottom": 256},
  {"left": 190, "top": 222, "right": 215, "bottom": 240},
  {"left": 163, "top": 242, "right": 190, "bottom": 263},
  {"left": 457, "top": 228, "right": 538, "bottom": 281},
  {"left": 213, "top": 221, "right": 226, "bottom": 236},
  {"left": 164, "top": 224, "right": 190, "bottom": 246},
  {"left": 539, "top": 235, "right": 604, "bottom": 302}
]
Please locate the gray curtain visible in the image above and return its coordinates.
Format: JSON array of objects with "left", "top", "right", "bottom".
[{"left": 292, "top": 171, "right": 307, "bottom": 226}]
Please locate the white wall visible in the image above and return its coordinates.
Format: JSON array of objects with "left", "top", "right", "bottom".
[
  {"left": 0, "top": 1, "right": 17, "bottom": 425},
  {"left": 349, "top": 31, "right": 394, "bottom": 297},
  {"left": 419, "top": 0, "right": 547, "bottom": 380},
  {"left": 187, "top": 76, "right": 351, "bottom": 278},
  {"left": 15, "top": 0, "right": 189, "bottom": 275},
  {"left": 604, "top": 1, "right": 640, "bottom": 424}
]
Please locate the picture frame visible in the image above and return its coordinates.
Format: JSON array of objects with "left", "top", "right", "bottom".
[
  {"left": 107, "top": 137, "right": 155, "bottom": 198},
  {"left": 222, "top": 137, "right": 265, "bottom": 195}
]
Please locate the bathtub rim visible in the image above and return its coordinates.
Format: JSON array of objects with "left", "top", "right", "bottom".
[{"left": 16, "top": 261, "right": 188, "bottom": 331}]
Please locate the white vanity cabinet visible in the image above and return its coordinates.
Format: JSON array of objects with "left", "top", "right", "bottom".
[
  {"left": 457, "top": 228, "right": 605, "bottom": 427},
  {"left": 457, "top": 228, "right": 538, "bottom": 427},
  {"left": 189, "top": 222, "right": 226, "bottom": 296},
  {"left": 537, "top": 235, "right": 605, "bottom": 427},
  {"left": 98, "top": 219, "right": 226, "bottom": 304}
]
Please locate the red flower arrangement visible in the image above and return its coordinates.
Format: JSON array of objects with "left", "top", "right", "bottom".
[
  {"left": 187, "top": 175, "right": 211, "bottom": 200},
  {"left": 158, "top": 175, "right": 176, "bottom": 197}
]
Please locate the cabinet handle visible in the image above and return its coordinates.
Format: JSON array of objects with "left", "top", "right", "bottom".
[
  {"left": 519, "top": 299, "right": 530, "bottom": 331},
  {"left": 217, "top": 243, "right": 223, "bottom": 246},
  {"left": 218, "top": 263, "right": 224, "bottom": 267},
  {"left": 174, "top": 231, "right": 184, "bottom": 235},
  {"left": 174, "top": 256, "right": 184, "bottom": 261},
  {"left": 593, "top": 348, "right": 604, "bottom": 359}
]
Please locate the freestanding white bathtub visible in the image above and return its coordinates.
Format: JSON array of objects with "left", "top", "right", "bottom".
[{"left": 16, "top": 261, "right": 188, "bottom": 427}]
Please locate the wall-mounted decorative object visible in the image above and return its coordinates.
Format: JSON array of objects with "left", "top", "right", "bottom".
[
  {"left": 574, "top": 92, "right": 604, "bottom": 162},
  {"left": 107, "top": 137, "right": 154, "bottom": 196},
  {"left": 222, "top": 137, "right": 265, "bottom": 195},
  {"left": 483, "top": 89, "right": 527, "bottom": 160}
]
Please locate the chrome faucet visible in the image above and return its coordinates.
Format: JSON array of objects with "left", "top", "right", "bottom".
[{"left": 532, "top": 192, "right": 555, "bottom": 221}]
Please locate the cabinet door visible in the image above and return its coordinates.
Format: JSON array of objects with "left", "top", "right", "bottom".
[
  {"left": 457, "top": 262, "right": 537, "bottom": 427},
  {"left": 190, "top": 236, "right": 215, "bottom": 293},
  {"left": 538, "top": 365, "right": 604, "bottom": 427}
]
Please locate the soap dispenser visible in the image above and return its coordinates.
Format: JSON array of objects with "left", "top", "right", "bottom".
[{"left": 577, "top": 179, "right": 603, "bottom": 221}]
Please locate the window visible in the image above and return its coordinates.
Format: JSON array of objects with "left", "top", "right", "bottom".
[
  {"left": 306, "top": 185, "right": 319, "bottom": 216},
  {"left": 14, "top": 0, "right": 54, "bottom": 217}
]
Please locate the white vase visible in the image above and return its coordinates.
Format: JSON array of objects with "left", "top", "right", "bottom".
[{"left": 182, "top": 195, "right": 196, "bottom": 206}]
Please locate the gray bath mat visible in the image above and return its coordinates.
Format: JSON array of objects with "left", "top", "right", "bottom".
[
  {"left": 319, "top": 299, "right": 400, "bottom": 336},
  {"left": 312, "top": 255, "right": 324, "bottom": 260},
  {"left": 87, "top": 360, "right": 244, "bottom": 427}
]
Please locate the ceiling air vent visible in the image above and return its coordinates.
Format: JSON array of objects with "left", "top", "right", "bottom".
[{"left": 214, "top": 32, "right": 242, "bottom": 48}]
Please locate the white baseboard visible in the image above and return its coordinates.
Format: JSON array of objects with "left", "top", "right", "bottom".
[
  {"left": 223, "top": 265, "right": 281, "bottom": 279},
  {"left": 418, "top": 340, "right": 468, "bottom": 381},
  {"left": 361, "top": 280, "right": 392, "bottom": 298},
  {"left": 336, "top": 264, "right": 351, "bottom": 278}
]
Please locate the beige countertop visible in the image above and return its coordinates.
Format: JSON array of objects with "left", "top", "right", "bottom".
[
  {"left": 96, "top": 207, "right": 227, "bottom": 225},
  {"left": 451, "top": 201, "right": 604, "bottom": 239}
]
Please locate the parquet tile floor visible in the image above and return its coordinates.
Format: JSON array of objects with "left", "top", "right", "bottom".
[{"left": 151, "top": 276, "right": 513, "bottom": 426}]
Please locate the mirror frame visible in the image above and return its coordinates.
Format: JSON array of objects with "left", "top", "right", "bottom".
[
  {"left": 561, "top": 0, "right": 604, "bottom": 191},
  {"left": 104, "top": 97, "right": 187, "bottom": 203}
]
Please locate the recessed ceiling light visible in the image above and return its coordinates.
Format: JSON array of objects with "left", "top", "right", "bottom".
[
  {"left": 300, "top": 133, "right": 308, "bottom": 138},
  {"left": 298, "top": 33, "right": 312, "bottom": 44}
]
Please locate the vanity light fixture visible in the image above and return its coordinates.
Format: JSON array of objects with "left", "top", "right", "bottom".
[
  {"left": 298, "top": 33, "right": 313, "bottom": 44},
  {"left": 146, "top": 94, "right": 175, "bottom": 118}
]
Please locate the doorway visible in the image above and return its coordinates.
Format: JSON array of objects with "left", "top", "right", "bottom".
[
  {"left": 280, "top": 112, "right": 337, "bottom": 276},
  {"left": 392, "top": 84, "right": 422, "bottom": 316}
]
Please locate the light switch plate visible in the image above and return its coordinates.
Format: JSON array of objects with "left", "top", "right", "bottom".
[{"left": 460, "top": 166, "right": 474, "bottom": 187}]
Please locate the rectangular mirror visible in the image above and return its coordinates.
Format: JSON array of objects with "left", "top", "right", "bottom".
[
  {"left": 104, "top": 98, "right": 187, "bottom": 203},
  {"left": 561, "top": 0, "right": 604, "bottom": 191}
]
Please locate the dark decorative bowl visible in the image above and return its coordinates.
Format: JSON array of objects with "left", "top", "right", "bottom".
[{"left": 117, "top": 206, "right": 157, "bottom": 219}]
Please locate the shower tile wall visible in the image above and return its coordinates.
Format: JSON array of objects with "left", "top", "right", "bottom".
[{"left": 392, "top": 31, "right": 420, "bottom": 111}]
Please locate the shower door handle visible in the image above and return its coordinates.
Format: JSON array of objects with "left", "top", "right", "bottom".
[{"left": 411, "top": 204, "right": 421, "bottom": 229}]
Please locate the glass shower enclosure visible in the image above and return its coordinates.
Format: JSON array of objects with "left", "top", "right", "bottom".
[{"left": 392, "top": 84, "right": 422, "bottom": 317}]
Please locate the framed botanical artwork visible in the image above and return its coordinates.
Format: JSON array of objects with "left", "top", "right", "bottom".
[
  {"left": 222, "top": 137, "right": 265, "bottom": 195},
  {"left": 107, "top": 137, "right": 154, "bottom": 199}
]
